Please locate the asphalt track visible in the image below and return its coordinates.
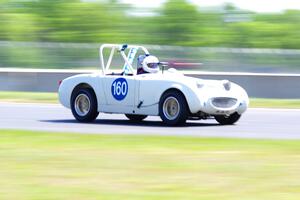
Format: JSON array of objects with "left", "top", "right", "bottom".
[{"left": 0, "top": 102, "right": 300, "bottom": 139}]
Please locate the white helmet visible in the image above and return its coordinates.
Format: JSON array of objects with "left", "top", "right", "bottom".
[{"left": 142, "top": 55, "right": 160, "bottom": 73}]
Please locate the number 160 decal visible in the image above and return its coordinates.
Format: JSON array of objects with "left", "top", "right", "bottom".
[{"left": 111, "top": 78, "right": 128, "bottom": 101}]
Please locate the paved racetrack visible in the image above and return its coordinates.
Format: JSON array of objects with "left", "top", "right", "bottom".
[{"left": 0, "top": 102, "right": 300, "bottom": 139}]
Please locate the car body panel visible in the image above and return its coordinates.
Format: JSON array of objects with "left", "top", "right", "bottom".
[{"left": 58, "top": 44, "right": 249, "bottom": 119}]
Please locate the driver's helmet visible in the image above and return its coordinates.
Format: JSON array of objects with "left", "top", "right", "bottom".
[{"left": 142, "top": 55, "right": 160, "bottom": 73}]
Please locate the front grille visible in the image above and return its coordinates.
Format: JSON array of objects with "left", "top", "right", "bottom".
[{"left": 211, "top": 97, "right": 237, "bottom": 108}]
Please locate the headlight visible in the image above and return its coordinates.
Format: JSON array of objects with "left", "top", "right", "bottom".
[
  {"left": 196, "top": 81, "right": 204, "bottom": 89},
  {"left": 222, "top": 80, "right": 231, "bottom": 91}
]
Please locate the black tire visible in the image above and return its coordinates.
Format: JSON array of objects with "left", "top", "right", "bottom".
[
  {"left": 71, "top": 88, "right": 99, "bottom": 122},
  {"left": 159, "top": 90, "right": 188, "bottom": 126},
  {"left": 214, "top": 112, "right": 241, "bottom": 125},
  {"left": 125, "top": 114, "right": 147, "bottom": 122}
]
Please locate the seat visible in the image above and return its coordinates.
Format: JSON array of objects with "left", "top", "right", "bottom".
[{"left": 137, "top": 55, "right": 146, "bottom": 75}]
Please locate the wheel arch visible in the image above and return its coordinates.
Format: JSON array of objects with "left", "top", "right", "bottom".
[
  {"left": 160, "top": 87, "right": 191, "bottom": 114},
  {"left": 72, "top": 83, "right": 95, "bottom": 96},
  {"left": 71, "top": 83, "right": 98, "bottom": 105},
  {"left": 159, "top": 83, "right": 201, "bottom": 114}
]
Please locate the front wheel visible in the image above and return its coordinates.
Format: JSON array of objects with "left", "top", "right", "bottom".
[
  {"left": 214, "top": 112, "right": 241, "bottom": 125},
  {"left": 71, "top": 88, "right": 99, "bottom": 122},
  {"left": 159, "top": 91, "right": 188, "bottom": 126},
  {"left": 125, "top": 114, "right": 147, "bottom": 122}
]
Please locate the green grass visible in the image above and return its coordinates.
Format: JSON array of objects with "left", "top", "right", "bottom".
[
  {"left": 1, "top": 129, "right": 300, "bottom": 200},
  {"left": 250, "top": 98, "right": 300, "bottom": 109},
  {"left": 0, "top": 91, "right": 300, "bottom": 108},
  {"left": 0, "top": 91, "right": 58, "bottom": 103}
]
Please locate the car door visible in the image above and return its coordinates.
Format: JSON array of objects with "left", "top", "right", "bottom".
[
  {"left": 102, "top": 75, "right": 136, "bottom": 114},
  {"left": 134, "top": 74, "right": 163, "bottom": 116}
]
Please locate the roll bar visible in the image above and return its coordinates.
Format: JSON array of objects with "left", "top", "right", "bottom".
[{"left": 99, "top": 44, "right": 150, "bottom": 75}]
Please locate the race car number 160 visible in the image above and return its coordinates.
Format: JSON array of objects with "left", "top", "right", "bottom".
[{"left": 111, "top": 78, "right": 128, "bottom": 101}]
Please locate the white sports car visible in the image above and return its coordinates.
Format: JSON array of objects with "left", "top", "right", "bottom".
[{"left": 58, "top": 44, "right": 249, "bottom": 125}]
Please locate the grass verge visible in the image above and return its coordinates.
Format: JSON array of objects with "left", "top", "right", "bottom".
[
  {"left": 250, "top": 98, "right": 300, "bottom": 109},
  {"left": 0, "top": 129, "right": 300, "bottom": 200},
  {"left": 0, "top": 91, "right": 300, "bottom": 108},
  {"left": 0, "top": 91, "right": 58, "bottom": 103}
]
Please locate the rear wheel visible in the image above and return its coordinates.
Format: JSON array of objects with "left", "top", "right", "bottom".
[
  {"left": 159, "top": 91, "right": 188, "bottom": 126},
  {"left": 125, "top": 114, "right": 147, "bottom": 122},
  {"left": 71, "top": 88, "right": 99, "bottom": 122},
  {"left": 214, "top": 112, "right": 241, "bottom": 125}
]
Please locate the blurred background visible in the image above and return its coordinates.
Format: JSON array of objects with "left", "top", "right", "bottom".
[{"left": 0, "top": 0, "right": 300, "bottom": 73}]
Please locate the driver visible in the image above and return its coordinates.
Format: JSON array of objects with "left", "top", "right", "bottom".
[{"left": 137, "top": 55, "right": 160, "bottom": 74}]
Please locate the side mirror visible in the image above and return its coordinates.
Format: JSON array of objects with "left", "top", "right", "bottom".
[{"left": 159, "top": 62, "right": 169, "bottom": 73}]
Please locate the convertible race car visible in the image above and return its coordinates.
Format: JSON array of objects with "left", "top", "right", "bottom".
[{"left": 58, "top": 44, "right": 249, "bottom": 125}]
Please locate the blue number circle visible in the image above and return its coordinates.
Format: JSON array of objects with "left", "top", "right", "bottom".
[{"left": 111, "top": 78, "right": 128, "bottom": 101}]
